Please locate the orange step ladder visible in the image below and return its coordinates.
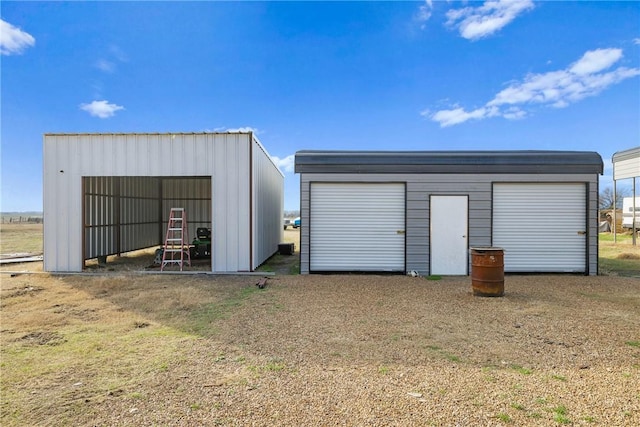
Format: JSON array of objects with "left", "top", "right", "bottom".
[{"left": 161, "top": 208, "right": 191, "bottom": 271}]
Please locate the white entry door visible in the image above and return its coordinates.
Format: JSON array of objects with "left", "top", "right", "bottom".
[{"left": 431, "top": 196, "right": 468, "bottom": 275}]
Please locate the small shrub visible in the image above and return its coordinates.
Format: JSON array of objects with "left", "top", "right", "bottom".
[
  {"left": 552, "top": 406, "right": 571, "bottom": 424},
  {"left": 444, "top": 352, "right": 461, "bottom": 362},
  {"left": 265, "top": 360, "right": 285, "bottom": 372},
  {"left": 511, "top": 365, "right": 532, "bottom": 375},
  {"left": 378, "top": 366, "right": 390, "bottom": 375},
  {"left": 496, "top": 413, "right": 511, "bottom": 422}
]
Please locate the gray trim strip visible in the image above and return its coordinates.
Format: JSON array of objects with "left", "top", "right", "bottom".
[{"left": 295, "top": 150, "right": 603, "bottom": 175}]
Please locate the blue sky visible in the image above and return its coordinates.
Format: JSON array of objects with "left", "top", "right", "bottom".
[{"left": 2, "top": 1, "right": 639, "bottom": 212}]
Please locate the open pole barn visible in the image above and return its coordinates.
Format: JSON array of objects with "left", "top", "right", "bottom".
[
  {"left": 612, "top": 146, "right": 640, "bottom": 245},
  {"left": 295, "top": 150, "right": 603, "bottom": 276},
  {"left": 43, "top": 132, "right": 284, "bottom": 273}
]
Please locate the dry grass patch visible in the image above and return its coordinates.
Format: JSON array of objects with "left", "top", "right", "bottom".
[
  {"left": 598, "top": 232, "right": 640, "bottom": 276},
  {"left": 0, "top": 273, "right": 209, "bottom": 425},
  {"left": 0, "top": 223, "right": 43, "bottom": 255},
  {"left": 617, "top": 252, "right": 640, "bottom": 260},
  {"left": 2, "top": 273, "right": 639, "bottom": 426},
  {"left": 2, "top": 228, "right": 640, "bottom": 425}
]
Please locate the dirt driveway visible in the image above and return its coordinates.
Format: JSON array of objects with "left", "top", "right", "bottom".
[{"left": 2, "top": 268, "right": 639, "bottom": 426}]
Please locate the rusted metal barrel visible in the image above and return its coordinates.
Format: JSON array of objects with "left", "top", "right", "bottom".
[{"left": 470, "top": 247, "right": 504, "bottom": 297}]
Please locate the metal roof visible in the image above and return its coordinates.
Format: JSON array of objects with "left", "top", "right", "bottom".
[
  {"left": 612, "top": 146, "right": 640, "bottom": 163},
  {"left": 43, "top": 131, "right": 252, "bottom": 136},
  {"left": 294, "top": 150, "right": 603, "bottom": 174},
  {"left": 612, "top": 146, "right": 640, "bottom": 180}
]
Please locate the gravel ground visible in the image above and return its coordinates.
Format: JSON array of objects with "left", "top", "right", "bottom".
[{"left": 71, "top": 273, "right": 639, "bottom": 426}]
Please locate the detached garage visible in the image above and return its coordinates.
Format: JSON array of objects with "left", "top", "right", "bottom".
[
  {"left": 295, "top": 151, "right": 603, "bottom": 275},
  {"left": 44, "top": 132, "right": 284, "bottom": 273}
]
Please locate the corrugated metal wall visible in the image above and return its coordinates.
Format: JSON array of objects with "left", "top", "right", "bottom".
[
  {"left": 120, "top": 177, "right": 162, "bottom": 252},
  {"left": 211, "top": 134, "right": 251, "bottom": 272},
  {"left": 43, "top": 133, "right": 266, "bottom": 273},
  {"left": 161, "top": 178, "right": 211, "bottom": 238},
  {"left": 299, "top": 173, "right": 599, "bottom": 275},
  {"left": 84, "top": 176, "right": 160, "bottom": 259},
  {"left": 613, "top": 156, "right": 640, "bottom": 180},
  {"left": 251, "top": 137, "right": 284, "bottom": 268}
]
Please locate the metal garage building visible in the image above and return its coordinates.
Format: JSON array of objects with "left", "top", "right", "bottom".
[
  {"left": 43, "top": 132, "right": 284, "bottom": 273},
  {"left": 295, "top": 150, "right": 603, "bottom": 276}
]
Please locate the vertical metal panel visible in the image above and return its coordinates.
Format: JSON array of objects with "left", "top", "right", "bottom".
[
  {"left": 44, "top": 135, "right": 83, "bottom": 271},
  {"left": 81, "top": 176, "right": 161, "bottom": 259},
  {"left": 251, "top": 137, "right": 285, "bottom": 268},
  {"left": 211, "top": 133, "right": 252, "bottom": 272},
  {"left": 119, "top": 176, "right": 160, "bottom": 253},
  {"left": 310, "top": 183, "right": 405, "bottom": 272},
  {"left": 161, "top": 177, "right": 211, "bottom": 238},
  {"left": 493, "top": 183, "right": 586, "bottom": 273}
]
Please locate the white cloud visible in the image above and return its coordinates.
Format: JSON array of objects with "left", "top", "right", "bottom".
[
  {"left": 95, "top": 59, "right": 116, "bottom": 73},
  {"left": 79, "top": 100, "right": 125, "bottom": 118},
  {"left": 634, "top": 38, "right": 640, "bottom": 45},
  {"left": 0, "top": 19, "right": 35, "bottom": 55},
  {"left": 428, "top": 106, "right": 493, "bottom": 127},
  {"left": 428, "top": 47, "right": 640, "bottom": 127},
  {"left": 94, "top": 44, "right": 127, "bottom": 73},
  {"left": 272, "top": 154, "right": 295, "bottom": 173},
  {"left": 415, "top": 0, "right": 434, "bottom": 29},
  {"left": 569, "top": 48, "right": 623, "bottom": 75},
  {"left": 212, "top": 126, "right": 260, "bottom": 133},
  {"left": 108, "top": 44, "right": 128, "bottom": 62},
  {"left": 446, "top": 0, "right": 535, "bottom": 41}
]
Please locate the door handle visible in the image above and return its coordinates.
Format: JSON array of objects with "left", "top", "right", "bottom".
[{"left": 577, "top": 231, "right": 586, "bottom": 235}]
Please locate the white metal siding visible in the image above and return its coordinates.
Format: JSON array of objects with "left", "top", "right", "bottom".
[
  {"left": 493, "top": 183, "right": 586, "bottom": 273},
  {"left": 44, "top": 133, "right": 256, "bottom": 273},
  {"left": 310, "top": 183, "right": 405, "bottom": 272},
  {"left": 613, "top": 157, "right": 640, "bottom": 180},
  {"left": 252, "top": 137, "right": 285, "bottom": 269}
]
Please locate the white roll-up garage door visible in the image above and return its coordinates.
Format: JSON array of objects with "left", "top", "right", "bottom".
[
  {"left": 493, "top": 183, "right": 586, "bottom": 273},
  {"left": 310, "top": 183, "right": 405, "bottom": 272}
]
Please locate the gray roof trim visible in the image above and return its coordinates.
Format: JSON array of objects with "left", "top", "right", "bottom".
[
  {"left": 295, "top": 150, "right": 603, "bottom": 175},
  {"left": 612, "top": 146, "right": 640, "bottom": 163}
]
